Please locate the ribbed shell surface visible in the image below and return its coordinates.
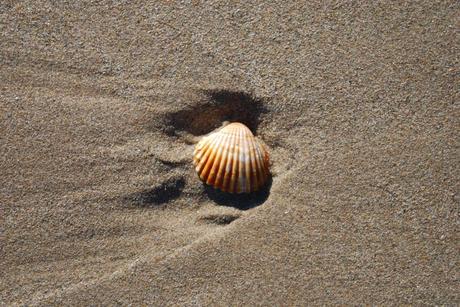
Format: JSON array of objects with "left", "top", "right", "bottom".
[{"left": 193, "top": 122, "right": 270, "bottom": 193}]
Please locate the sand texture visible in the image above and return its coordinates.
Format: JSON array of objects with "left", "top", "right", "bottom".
[{"left": 1, "top": 1, "right": 459, "bottom": 305}]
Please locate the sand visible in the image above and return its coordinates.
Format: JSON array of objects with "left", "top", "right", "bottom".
[{"left": 1, "top": 1, "right": 458, "bottom": 305}]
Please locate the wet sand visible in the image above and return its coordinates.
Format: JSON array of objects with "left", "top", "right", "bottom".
[{"left": 1, "top": 1, "right": 458, "bottom": 305}]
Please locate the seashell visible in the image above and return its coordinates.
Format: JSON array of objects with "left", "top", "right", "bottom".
[{"left": 193, "top": 122, "right": 270, "bottom": 193}]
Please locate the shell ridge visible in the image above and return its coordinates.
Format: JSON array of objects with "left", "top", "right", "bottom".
[
  {"left": 237, "top": 126, "right": 246, "bottom": 193},
  {"left": 238, "top": 126, "right": 248, "bottom": 193},
  {"left": 201, "top": 133, "right": 227, "bottom": 182},
  {"left": 205, "top": 134, "right": 223, "bottom": 185},
  {"left": 196, "top": 135, "right": 219, "bottom": 173},
  {"left": 247, "top": 135, "right": 259, "bottom": 191},
  {"left": 208, "top": 130, "right": 231, "bottom": 187},
  {"left": 245, "top": 134, "right": 253, "bottom": 192},
  {"left": 230, "top": 127, "right": 242, "bottom": 193},
  {"left": 238, "top": 126, "right": 251, "bottom": 193},
  {"left": 198, "top": 135, "right": 222, "bottom": 179},
  {"left": 237, "top": 129, "right": 245, "bottom": 193},
  {"left": 194, "top": 136, "right": 213, "bottom": 163},
  {"left": 215, "top": 129, "right": 233, "bottom": 190},
  {"left": 222, "top": 127, "right": 237, "bottom": 192}
]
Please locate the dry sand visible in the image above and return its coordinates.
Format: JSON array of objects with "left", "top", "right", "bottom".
[{"left": 1, "top": 1, "right": 459, "bottom": 305}]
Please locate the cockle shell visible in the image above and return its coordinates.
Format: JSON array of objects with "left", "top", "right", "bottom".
[{"left": 193, "top": 122, "right": 270, "bottom": 193}]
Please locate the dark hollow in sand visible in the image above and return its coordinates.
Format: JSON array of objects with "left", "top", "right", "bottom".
[
  {"left": 203, "top": 176, "right": 272, "bottom": 210},
  {"left": 126, "top": 177, "right": 186, "bottom": 207},
  {"left": 164, "top": 89, "right": 269, "bottom": 137}
]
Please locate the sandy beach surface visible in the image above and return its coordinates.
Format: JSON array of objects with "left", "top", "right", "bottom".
[{"left": 1, "top": 1, "right": 458, "bottom": 305}]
